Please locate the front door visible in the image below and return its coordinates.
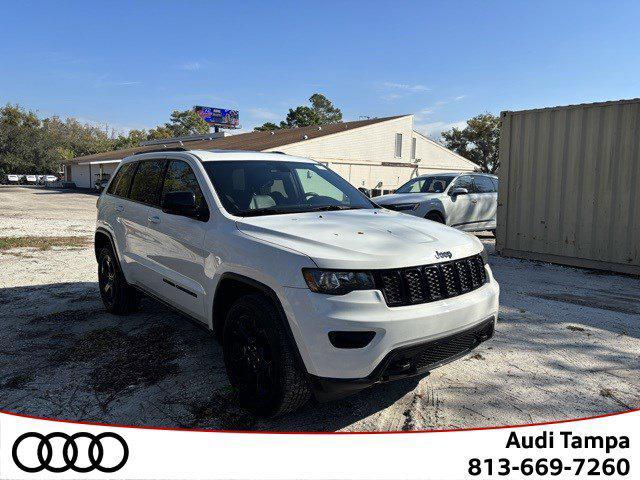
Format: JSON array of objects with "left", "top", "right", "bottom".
[
  {"left": 145, "top": 159, "right": 209, "bottom": 321},
  {"left": 446, "top": 175, "right": 477, "bottom": 228}
]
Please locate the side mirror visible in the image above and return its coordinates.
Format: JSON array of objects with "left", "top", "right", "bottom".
[
  {"left": 162, "top": 191, "right": 197, "bottom": 217},
  {"left": 450, "top": 187, "right": 469, "bottom": 197}
]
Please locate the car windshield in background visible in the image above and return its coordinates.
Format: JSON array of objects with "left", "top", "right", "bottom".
[
  {"left": 204, "top": 161, "right": 377, "bottom": 216},
  {"left": 395, "top": 175, "right": 456, "bottom": 194}
]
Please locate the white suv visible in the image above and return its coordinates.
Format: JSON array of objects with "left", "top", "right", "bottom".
[
  {"left": 95, "top": 150, "right": 499, "bottom": 416},
  {"left": 372, "top": 173, "right": 498, "bottom": 234}
]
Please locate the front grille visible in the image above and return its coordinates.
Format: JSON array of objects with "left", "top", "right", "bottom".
[
  {"left": 380, "top": 318, "right": 495, "bottom": 378},
  {"left": 373, "top": 254, "right": 487, "bottom": 307}
]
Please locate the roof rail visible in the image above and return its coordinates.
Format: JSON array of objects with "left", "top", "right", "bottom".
[{"left": 134, "top": 147, "right": 189, "bottom": 155}]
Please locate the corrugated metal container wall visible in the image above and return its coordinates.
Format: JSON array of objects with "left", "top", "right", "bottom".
[{"left": 496, "top": 99, "right": 640, "bottom": 275}]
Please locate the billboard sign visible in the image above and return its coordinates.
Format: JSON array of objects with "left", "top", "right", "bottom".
[{"left": 194, "top": 106, "right": 239, "bottom": 129}]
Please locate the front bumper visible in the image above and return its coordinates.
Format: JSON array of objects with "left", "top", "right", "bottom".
[
  {"left": 311, "top": 316, "right": 495, "bottom": 401},
  {"left": 281, "top": 265, "right": 499, "bottom": 380}
]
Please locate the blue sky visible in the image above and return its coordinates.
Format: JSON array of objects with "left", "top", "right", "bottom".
[{"left": 1, "top": 1, "right": 639, "bottom": 138}]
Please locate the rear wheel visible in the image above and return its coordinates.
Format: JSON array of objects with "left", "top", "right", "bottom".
[
  {"left": 97, "top": 246, "right": 140, "bottom": 315},
  {"left": 223, "top": 294, "right": 311, "bottom": 417},
  {"left": 425, "top": 211, "right": 445, "bottom": 224}
]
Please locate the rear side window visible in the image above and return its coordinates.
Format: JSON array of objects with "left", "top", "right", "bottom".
[
  {"left": 129, "top": 159, "right": 166, "bottom": 205},
  {"left": 473, "top": 175, "right": 496, "bottom": 193},
  {"left": 451, "top": 175, "right": 475, "bottom": 193},
  {"left": 109, "top": 162, "right": 136, "bottom": 197},
  {"left": 161, "top": 160, "right": 207, "bottom": 212}
]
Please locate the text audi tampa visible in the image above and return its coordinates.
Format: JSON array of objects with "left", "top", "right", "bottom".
[{"left": 94, "top": 149, "right": 500, "bottom": 416}]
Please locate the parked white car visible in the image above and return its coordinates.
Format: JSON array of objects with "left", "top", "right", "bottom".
[
  {"left": 95, "top": 150, "right": 499, "bottom": 416},
  {"left": 372, "top": 173, "right": 498, "bottom": 234}
]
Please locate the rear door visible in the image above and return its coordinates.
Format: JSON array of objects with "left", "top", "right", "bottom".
[
  {"left": 472, "top": 175, "right": 498, "bottom": 230},
  {"left": 121, "top": 158, "right": 167, "bottom": 285},
  {"left": 144, "top": 158, "right": 209, "bottom": 321},
  {"left": 103, "top": 162, "right": 137, "bottom": 277}
]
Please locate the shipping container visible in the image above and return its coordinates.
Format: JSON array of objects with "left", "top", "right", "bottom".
[{"left": 496, "top": 98, "right": 640, "bottom": 275}]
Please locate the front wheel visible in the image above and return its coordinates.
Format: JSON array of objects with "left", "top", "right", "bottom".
[
  {"left": 223, "top": 294, "right": 311, "bottom": 417},
  {"left": 97, "top": 246, "right": 140, "bottom": 315}
]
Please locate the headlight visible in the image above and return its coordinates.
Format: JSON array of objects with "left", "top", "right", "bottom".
[
  {"left": 302, "top": 269, "right": 375, "bottom": 295},
  {"left": 389, "top": 203, "right": 420, "bottom": 211},
  {"left": 480, "top": 244, "right": 489, "bottom": 265}
]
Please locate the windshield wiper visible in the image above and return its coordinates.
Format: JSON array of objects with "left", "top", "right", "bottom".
[
  {"left": 309, "top": 205, "right": 362, "bottom": 212},
  {"left": 237, "top": 207, "right": 294, "bottom": 217}
]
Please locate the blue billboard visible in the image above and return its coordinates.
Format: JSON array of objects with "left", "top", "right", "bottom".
[{"left": 194, "top": 106, "right": 240, "bottom": 129}]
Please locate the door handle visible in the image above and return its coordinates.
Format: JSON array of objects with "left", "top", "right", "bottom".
[
  {"left": 115, "top": 205, "right": 124, "bottom": 212},
  {"left": 148, "top": 215, "right": 161, "bottom": 224}
]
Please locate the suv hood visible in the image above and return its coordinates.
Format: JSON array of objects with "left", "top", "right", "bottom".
[
  {"left": 373, "top": 192, "right": 443, "bottom": 205},
  {"left": 236, "top": 209, "right": 482, "bottom": 270}
]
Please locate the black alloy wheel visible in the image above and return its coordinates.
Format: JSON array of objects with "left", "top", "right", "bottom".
[{"left": 223, "top": 294, "right": 311, "bottom": 417}]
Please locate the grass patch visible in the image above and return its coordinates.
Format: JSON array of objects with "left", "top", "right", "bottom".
[{"left": 0, "top": 235, "right": 91, "bottom": 251}]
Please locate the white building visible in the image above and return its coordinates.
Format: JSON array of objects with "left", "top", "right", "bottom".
[{"left": 64, "top": 115, "right": 475, "bottom": 195}]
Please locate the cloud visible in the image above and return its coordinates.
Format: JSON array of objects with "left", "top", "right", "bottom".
[
  {"left": 106, "top": 81, "right": 142, "bottom": 87},
  {"left": 248, "top": 107, "right": 280, "bottom": 122},
  {"left": 179, "top": 61, "right": 203, "bottom": 71},
  {"left": 381, "top": 93, "right": 403, "bottom": 102},
  {"left": 378, "top": 81, "right": 430, "bottom": 101},
  {"left": 414, "top": 107, "right": 435, "bottom": 121},
  {"left": 454, "top": 95, "right": 467, "bottom": 101},
  {"left": 92, "top": 75, "right": 142, "bottom": 88},
  {"left": 381, "top": 82, "right": 430, "bottom": 92},
  {"left": 416, "top": 120, "right": 467, "bottom": 140}
]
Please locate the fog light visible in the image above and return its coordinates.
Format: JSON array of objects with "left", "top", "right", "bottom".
[{"left": 328, "top": 331, "right": 376, "bottom": 349}]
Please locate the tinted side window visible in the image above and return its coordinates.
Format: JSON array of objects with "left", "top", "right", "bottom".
[
  {"left": 129, "top": 160, "right": 166, "bottom": 205},
  {"left": 451, "top": 175, "right": 475, "bottom": 193},
  {"left": 474, "top": 175, "right": 496, "bottom": 193},
  {"left": 111, "top": 163, "right": 136, "bottom": 197},
  {"left": 161, "top": 161, "right": 207, "bottom": 212}
]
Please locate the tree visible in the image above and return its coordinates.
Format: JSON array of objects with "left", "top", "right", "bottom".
[
  {"left": 1, "top": 104, "right": 113, "bottom": 175},
  {"left": 282, "top": 106, "right": 319, "bottom": 128},
  {"left": 253, "top": 122, "right": 281, "bottom": 132},
  {"left": 254, "top": 93, "right": 342, "bottom": 131},
  {"left": 309, "top": 93, "right": 342, "bottom": 124},
  {"left": 440, "top": 113, "right": 501, "bottom": 173},
  {"left": 165, "top": 109, "right": 211, "bottom": 136}
]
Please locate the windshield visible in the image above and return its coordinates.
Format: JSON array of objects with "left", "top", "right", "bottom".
[
  {"left": 204, "top": 160, "right": 377, "bottom": 216},
  {"left": 395, "top": 175, "right": 455, "bottom": 194}
]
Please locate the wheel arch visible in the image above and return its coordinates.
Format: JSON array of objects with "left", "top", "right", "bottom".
[
  {"left": 425, "top": 209, "right": 446, "bottom": 224},
  {"left": 94, "top": 228, "right": 118, "bottom": 263},
  {"left": 212, "top": 272, "right": 308, "bottom": 372}
]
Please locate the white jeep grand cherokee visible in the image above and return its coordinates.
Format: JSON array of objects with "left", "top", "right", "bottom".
[{"left": 95, "top": 149, "right": 499, "bottom": 416}]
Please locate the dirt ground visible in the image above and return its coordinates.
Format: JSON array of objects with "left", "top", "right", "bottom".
[{"left": 0, "top": 185, "right": 638, "bottom": 431}]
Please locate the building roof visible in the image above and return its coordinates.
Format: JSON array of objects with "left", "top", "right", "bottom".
[{"left": 67, "top": 115, "right": 407, "bottom": 164}]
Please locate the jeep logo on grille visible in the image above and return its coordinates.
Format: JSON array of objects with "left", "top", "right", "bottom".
[{"left": 435, "top": 250, "right": 453, "bottom": 259}]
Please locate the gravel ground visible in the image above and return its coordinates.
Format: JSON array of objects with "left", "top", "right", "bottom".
[{"left": 0, "top": 185, "right": 638, "bottom": 431}]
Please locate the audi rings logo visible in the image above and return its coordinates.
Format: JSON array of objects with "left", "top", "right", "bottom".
[{"left": 12, "top": 431, "right": 129, "bottom": 473}]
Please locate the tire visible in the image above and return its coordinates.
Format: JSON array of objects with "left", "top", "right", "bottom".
[
  {"left": 223, "top": 294, "right": 311, "bottom": 417},
  {"left": 97, "top": 246, "right": 140, "bottom": 315},
  {"left": 425, "top": 211, "right": 445, "bottom": 224}
]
